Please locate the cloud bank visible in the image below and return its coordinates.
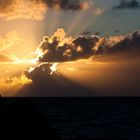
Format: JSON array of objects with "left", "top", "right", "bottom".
[
  {"left": 113, "top": 0, "right": 140, "bottom": 10},
  {"left": 35, "top": 28, "right": 140, "bottom": 62},
  {"left": 0, "top": 0, "right": 90, "bottom": 20}
]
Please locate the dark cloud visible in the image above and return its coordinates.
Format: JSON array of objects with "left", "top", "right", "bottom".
[
  {"left": 114, "top": 30, "right": 120, "bottom": 33},
  {"left": 94, "top": 32, "right": 101, "bottom": 36},
  {"left": 81, "top": 31, "right": 92, "bottom": 35},
  {"left": 44, "top": 0, "right": 90, "bottom": 10},
  {"left": 36, "top": 34, "right": 99, "bottom": 62},
  {"left": 20, "top": 63, "right": 92, "bottom": 97},
  {"left": 106, "top": 31, "right": 140, "bottom": 54},
  {"left": 113, "top": 0, "right": 140, "bottom": 10},
  {"left": 35, "top": 29, "right": 140, "bottom": 63}
]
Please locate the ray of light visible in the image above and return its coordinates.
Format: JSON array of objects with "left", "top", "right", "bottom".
[
  {"left": 66, "top": 11, "right": 89, "bottom": 36},
  {"left": 0, "top": 84, "right": 23, "bottom": 97},
  {"left": 66, "top": 0, "right": 94, "bottom": 36},
  {"left": 0, "top": 75, "right": 32, "bottom": 97},
  {"left": 44, "top": 8, "right": 61, "bottom": 36},
  {"left": 46, "top": 9, "right": 62, "bottom": 36},
  {"left": 57, "top": 55, "right": 140, "bottom": 96},
  {"left": 74, "top": 12, "right": 99, "bottom": 35}
]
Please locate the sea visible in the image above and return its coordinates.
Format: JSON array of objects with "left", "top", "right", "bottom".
[{"left": 3, "top": 97, "right": 140, "bottom": 140}]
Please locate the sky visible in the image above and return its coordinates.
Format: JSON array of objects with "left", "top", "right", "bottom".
[
  {"left": 0, "top": 0, "right": 140, "bottom": 58},
  {"left": 0, "top": 0, "right": 140, "bottom": 96}
]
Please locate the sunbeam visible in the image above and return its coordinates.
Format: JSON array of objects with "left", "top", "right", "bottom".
[{"left": 67, "top": 11, "right": 88, "bottom": 36}]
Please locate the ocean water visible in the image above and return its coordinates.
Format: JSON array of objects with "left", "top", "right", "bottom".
[
  {"left": 31, "top": 97, "right": 140, "bottom": 140},
  {"left": 3, "top": 97, "right": 140, "bottom": 140}
]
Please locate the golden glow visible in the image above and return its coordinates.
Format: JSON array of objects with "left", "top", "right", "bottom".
[
  {"left": 51, "top": 28, "right": 73, "bottom": 45},
  {"left": 35, "top": 28, "right": 74, "bottom": 60},
  {"left": 93, "top": 37, "right": 106, "bottom": 51},
  {"left": 4, "top": 74, "right": 32, "bottom": 85},
  {"left": 0, "top": 57, "right": 36, "bottom": 96},
  {"left": 28, "top": 66, "right": 36, "bottom": 73},
  {"left": 20, "top": 74, "right": 32, "bottom": 84},
  {"left": 35, "top": 48, "right": 44, "bottom": 60},
  {"left": 50, "top": 63, "right": 59, "bottom": 75},
  {"left": 28, "top": 62, "right": 48, "bottom": 73},
  {"left": 0, "top": 0, "right": 137, "bottom": 98},
  {"left": 80, "top": 2, "right": 90, "bottom": 10},
  {"left": 0, "top": 21, "right": 45, "bottom": 60},
  {"left": 0, "top": 31, "right": 23, "bottom": 51},
  {"left": 0, "top": 76, "right": 32, "bottom": 96},
  {"left": 48, "top": 38, "right": 53, "bottom": 44},
  {"left": 11, "top": 58, "right": 38, "bottom": 64},
  {"left": 0, "top": 0, "right": 47, "bottom": 20},
  {"left": 108, "top": 36, "right": 125, "bottom": 47}
]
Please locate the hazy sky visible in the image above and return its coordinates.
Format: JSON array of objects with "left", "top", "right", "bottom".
[
  {"left": 0, "top": 0, "right": 140, "bottom": 96},
  {"left": 90, "top": 0, "right": 140, "bottom": 36},
  {"left": 0, "top": 0, "right": 140, "bottom": 37},
  {"left": 0, "top": 0, "right": 140, "bottom": 59}
]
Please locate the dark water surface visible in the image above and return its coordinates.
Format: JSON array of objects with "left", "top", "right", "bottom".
[{"left": 3, "top": 97, "right": 140, "bottom": 139}]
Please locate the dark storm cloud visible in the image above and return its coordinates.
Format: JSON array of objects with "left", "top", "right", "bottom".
[
  {"left": 22, "top": 63, "right": 92, "bottom": 97},
  {"left": 106, "top": 31, "right": 140, "bottom": 54},
  {"left": 35, "top": 29, "right": 140, "bottom": 63},
  {"left": 36, "top": 32, "right": 100, "bottom": 62},
  {"left": 44, "top": 0, "right": 90, "bottom": 10},
  {"left": 113, "top": 0, "right": 140, "bottom": 9}
]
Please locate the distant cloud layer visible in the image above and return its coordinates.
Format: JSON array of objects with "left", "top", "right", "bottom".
[
  {"left": 0, "top": 0, "right": 91, "bottom": 20},
  {"left": 113, "top": 0, "right": 140, "bottom": 9}
]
